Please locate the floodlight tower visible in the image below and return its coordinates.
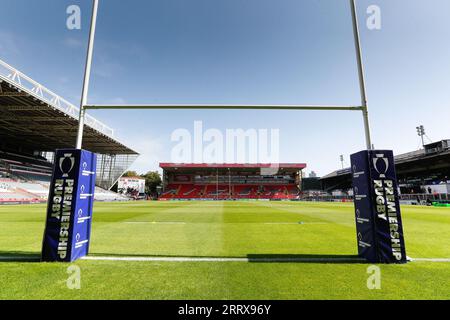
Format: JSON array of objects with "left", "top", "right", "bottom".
[{"left": 416, "top": 125, "right": 426, "bottom": 148}]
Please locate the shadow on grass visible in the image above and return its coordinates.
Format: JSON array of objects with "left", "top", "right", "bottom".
[
  {"left": 247, "top": 254, "right": 366, "bottom": 264},
  {"left": 0, "top": 251, "right": 41, "bottom": 263},
  {"left": 0, "top": 251, "right": 366, "bottom": 264},
  {"left": 88, "top": 252, "right": 366, "bottom": 264}
]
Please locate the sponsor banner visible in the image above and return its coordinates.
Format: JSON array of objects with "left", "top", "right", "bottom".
[
  {"left": 351, "top": 150, "right": 407, "bottom": 264},
  {"left": 41, "top": 149, "right": 97, "bottom": 262},
  {"left": 118, "top": 177, "right": 146, "bottom": 195}
]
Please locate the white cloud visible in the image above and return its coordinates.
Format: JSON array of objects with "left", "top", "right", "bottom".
[{"left": 63, "top": 37, "right": 84, "bottom": 48}]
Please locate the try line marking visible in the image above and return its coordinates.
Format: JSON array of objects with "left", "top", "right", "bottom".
[
  {"left": 80, "top": 256, "right": 450, "bottom": 263},
  {"left": 0, "top": 256, "right": 449, "bottom": 263},
  {"left": 81, "top": 256, "right": 365, "bottom": 263},
  {"left": 410, "top": 258, "right": 450, "bottom": 262},
  {"left": 124, "top": 222, "right": 186, "bottom": 225}
]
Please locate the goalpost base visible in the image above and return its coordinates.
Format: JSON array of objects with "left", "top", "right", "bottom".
[
  {"left": 41, "top": 149, "right": 97, "bottom": 262},
  {"left": 351, "top": 150, "right": 407, "bottom": 264}
]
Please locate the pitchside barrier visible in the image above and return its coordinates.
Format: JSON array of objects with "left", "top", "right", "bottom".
[{"left": 40, "top": 0, "right": 407, "bottom": 263}]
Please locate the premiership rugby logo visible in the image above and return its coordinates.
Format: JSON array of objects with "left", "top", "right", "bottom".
[
  {"left": 373, "top": 154, "right": 389, "bottom": 178},
  {"left": 59, "top": 153, "right": 75, "bottom": 178}
]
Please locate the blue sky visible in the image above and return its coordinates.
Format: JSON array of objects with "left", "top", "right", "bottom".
[{"left": 1, "top": 0, "right": 449, "bottom": 175}]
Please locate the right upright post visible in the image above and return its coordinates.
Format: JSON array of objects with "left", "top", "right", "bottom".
[
  {"left": 349, "top": 1, "right": 407, "bottom": 263},
  {"left": 350, "top": 0, "right": 372, "bottom": 150}
]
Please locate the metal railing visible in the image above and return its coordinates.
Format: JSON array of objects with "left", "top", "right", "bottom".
[{"left": 0, "top": 58, "right": 114, "bottom": 137}]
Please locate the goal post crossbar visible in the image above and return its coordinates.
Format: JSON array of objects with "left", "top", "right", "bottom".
[{"left": 84, "top": 104, "right": 364, "bottom": 111}]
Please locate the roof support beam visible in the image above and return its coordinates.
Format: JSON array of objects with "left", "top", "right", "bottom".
[
  {"left": 2, "top": 105, "right": 51, "bottom": 111},
  {"left": 0, "top": 92, "right": 28, "bottom": 97},
  {"left": 0, "top": 116, "right": 71, "bottom": 122}
]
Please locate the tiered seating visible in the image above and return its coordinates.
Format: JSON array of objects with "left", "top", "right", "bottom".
[
  {"left": 0, "top": 192, "right": 35, "bottom": 201},
  {"left": 0, "top": 178, "right": 46, "bottom": 203},
  {"left": 0, "top": 178, "right": 131, "bottom": 203},
  {"left": 160, "top": 185, "right": 181, "bottom": 199},
  {"left": 15, "top": 171, "right": 51, "bottom": 182},
  {"left": 94, "top": 187, "right": 131, "bottom": 202},
  {"left": 207, "top": 186, "right": 230, "bottom": 199},
  {"left": 160, "top": 185, "right": 202, "bottom": 199},
  {"left": 14, "top": 182, "right": 48, "bottom": 199},
  {"left": 0, "top": 151, "right": 132, "bottom": 203},
  {"left": 160, "top": 184, "right": 300, "bottom": 200},
  {"left": 0, "top": 151, "right": 52, "bottom": 183},
  {"left": 0, "top": 162, "right": 8, "bottom": 176},
  {"left": 181, "top": 186, "right": 200, "bottom": 197}
]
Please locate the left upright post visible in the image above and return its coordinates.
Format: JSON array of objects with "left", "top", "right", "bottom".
[
  {"left": 76, "top": 0, "right": 99, "bottom": 149},
  {"left": 42, "top": 1, "right": 100, "bottom": 262}
]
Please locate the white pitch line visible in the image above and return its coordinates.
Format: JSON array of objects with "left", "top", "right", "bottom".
[
  {"left": 82, "top": 256, "right": 248, "bottom": 262},
  {"left": 124, "top": 222, "right": 327, "bottom": 225},
  {"left": 0, "top": 256, "right": 449, "bottom": 263},
  {"left": 264, "top": 222, "right": 329, "bottom": 225},
  {"left": 82, "top": 256, "right": 366, "bottom": 263},
  {"left": 411, "top": 258, "right": 450, "bottom": 262},
  {"left": 124, "top": 222, "right": 187, "bottom": 225},
  {"left": 263, "top": 223, "right": 299, "bottom": 225}
]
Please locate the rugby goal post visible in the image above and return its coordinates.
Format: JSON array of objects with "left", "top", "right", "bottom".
[{"left": 40, "top": 0, "right": 407, "bottom": 264}]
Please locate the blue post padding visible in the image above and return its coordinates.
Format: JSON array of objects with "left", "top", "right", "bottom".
[
  {"left": 41, "top": 149, "right": 97, "bottom": 262},
  {"left": 351, "top": 150, "right": 407, "bottom": 264}
]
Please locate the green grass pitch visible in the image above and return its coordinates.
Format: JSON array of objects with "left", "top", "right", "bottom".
[{"left": 0, "top": 201, "right": 449, "bottom": 300}]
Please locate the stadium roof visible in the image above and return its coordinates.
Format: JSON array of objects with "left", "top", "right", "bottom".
[
  {"left": 0, "top": 59, "right": 137, "bottom": 155},
  {"left": 160, "top": 163, "right": 306, "bottom": 173},
  {"left": 321, "top": 142, "right": 450, "bottom": 191}
]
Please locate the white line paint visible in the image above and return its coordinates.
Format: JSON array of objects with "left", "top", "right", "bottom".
[
  {"left": 123, "top": 222, "right": 327, "bottom": 225},
  {"left": 263, "top": 223, "right": 299, "bottom": 225},
  {"left": 82, "top": 256, "right": 367, "bottom": 263},
  {"left": 411, "top": 258, "right": 450, "bottom": 262},
  {"left": 264, "top": 222, "right": 329, "bottom": 225},
  {"left": 0, "top": 255, "right": 449, "bottom": 263},
  {"left": 124, "top": 222, "right": 187, "bottom": 225},
  {"left": 80, "top": 256, "right": 450, "bottom": 263},
  {"left": 83, "top": 256, "right": 249, "bottom": 262}
]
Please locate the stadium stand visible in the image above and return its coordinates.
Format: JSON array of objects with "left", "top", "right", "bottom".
[
  {"left": 94, "top": 187, "right": 131, "bottom": 202},
  {"left": 159, "top": 163, "right": 305, "bottom": 200},
  {"left": 0, "top": 151, "right": 52, "bottom": 181},
  {"left": 0, "top": 177, "right": 44, "bottom": 204},
  {"left": 0, "top": 176, "right": 131, "bottom": 204},
  {"left": 0, "top": 58, "right": 139, "bottom": 203},
  {"left": 320, "top": 140, "right": 450, "bottom": 204}
]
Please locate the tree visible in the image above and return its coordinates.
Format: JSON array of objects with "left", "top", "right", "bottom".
[
  {"left": 141, "top": 171, "right": 162, "bottom": 195},
  {"left": 122, "top": 171, "right": 139, "bottom": 177}
]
